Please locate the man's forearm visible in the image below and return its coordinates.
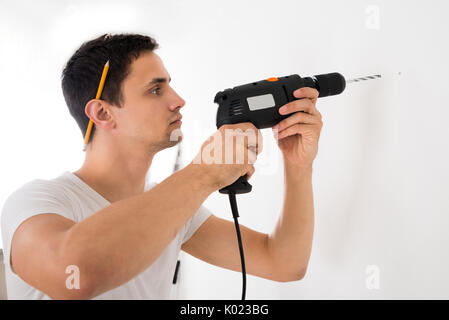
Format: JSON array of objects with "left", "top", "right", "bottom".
[
  {"left": 267, "top": 162, "right": 314, "bottom": 279},
  {"left": 61, "top": 163, "right": 214, "bottom": 298}
]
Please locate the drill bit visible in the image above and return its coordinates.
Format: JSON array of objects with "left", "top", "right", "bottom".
[{"left": 346, "top": 74, "right": 381, "bottom": 84}]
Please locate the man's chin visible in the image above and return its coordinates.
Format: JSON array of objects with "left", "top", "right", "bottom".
[
  {"left": 156, "top": 128, "right": 182, "bottom": 150},
  {"left": 168, "top": 128, "right": 183, "bottom": 145},
  {"left": 168, "top": 135, "right": 182, "bottom": 148}
]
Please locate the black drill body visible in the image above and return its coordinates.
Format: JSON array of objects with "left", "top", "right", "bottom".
[{"left": 214, "top": 73, "right": 346, "bottom": 129}]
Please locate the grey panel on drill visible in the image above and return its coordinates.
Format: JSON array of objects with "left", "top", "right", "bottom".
[{"left": 246, "top": 94, "right": 275, "bottom": 111}]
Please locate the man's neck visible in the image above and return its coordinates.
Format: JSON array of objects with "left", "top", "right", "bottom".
[{"left": 74, "top": 142, "right": 156, "bottom": 203}]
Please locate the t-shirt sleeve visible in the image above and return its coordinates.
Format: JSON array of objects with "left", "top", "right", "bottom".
[
  {"left": 181, "top": 204, "right": 213, "bottom": 245},
  {"left": 1, "top": 180, "right": 75, "bottom": 274}
]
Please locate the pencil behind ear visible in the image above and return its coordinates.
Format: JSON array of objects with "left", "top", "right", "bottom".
[{"left": 83, "top": 60, "right": 110, "bottom": 151}]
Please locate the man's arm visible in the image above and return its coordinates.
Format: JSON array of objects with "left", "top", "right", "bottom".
[
  {"left": 10, "top": 163, "right": 215, "bottom": 299},
  {"left": 181, "top": 164, "right": 314, "bottom": 282},
  {"left": 267, "top": 164, "right": 314, "bottom": 279}
]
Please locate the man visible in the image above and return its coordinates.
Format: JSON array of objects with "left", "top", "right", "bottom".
[{"left": 1, "top": 33, "right": 322, "bottom": 299}]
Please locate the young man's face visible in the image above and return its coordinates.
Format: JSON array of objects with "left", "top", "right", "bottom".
[{"left": 111, "top": 51, "right": 185, "bottom": 151}]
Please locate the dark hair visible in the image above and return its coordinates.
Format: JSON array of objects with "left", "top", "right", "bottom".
[{"left": 61, "top": 33, "right": 159, "bottom": 143}]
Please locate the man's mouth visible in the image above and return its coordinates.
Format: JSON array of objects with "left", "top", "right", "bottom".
[{"left": 170, "top": 115, "right": 183, "bottom": 124}]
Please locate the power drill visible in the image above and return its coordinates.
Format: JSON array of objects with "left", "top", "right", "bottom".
[{"left": 214, "top": 72, "right": 346, "bottom": 195}]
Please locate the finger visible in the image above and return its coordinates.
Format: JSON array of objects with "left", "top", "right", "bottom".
[
  {"left": 236, "top": 139, "right": 258, "bottom": 164},
  {"left": 220, "top": 124, "right": 258, "bottom": 140},
  {"left": 247, "top": 131, "right": 263, "bottom": 155},
  {"left": 233, "top": 122, "right": 258, "bottom": 132},
  {"left": 277, "top": 123, "right": 320, "bottom": 140},
  {"left": 229, "top": 124, "right": 260, "bottom": 143},
  {"left": 278, "top": 97, "right": 320, "bottom": 117},
  {"left": 246, "top": 165, "right": 255, "bottom": 180},
  {"left": 247, "top": 148, "right": 257, "bottom": 165},
  {"left": 234, "top": 138, "right": 247, "bottom": 164},
  {"left": 232, "top": 125, "right": 262, "bottom": 155},
  {"left": 273, "top": 111, "right": 322, "bottom": 133},
  {"left": 293, "top": 87, "right": 319, "bottom": 102}
]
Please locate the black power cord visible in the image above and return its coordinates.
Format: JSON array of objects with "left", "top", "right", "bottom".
[{"left": 228, "top": 192, "right": 246, "bottom": 300}]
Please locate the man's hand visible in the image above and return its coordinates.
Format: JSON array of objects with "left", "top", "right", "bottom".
[
  {"left": 272, "top": 87, "right": 323, "bottom": 168},
  {"left": 192, "top": 122, "right": 263, "bottom": 190}
]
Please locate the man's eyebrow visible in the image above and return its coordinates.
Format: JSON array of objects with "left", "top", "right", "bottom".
[{"left": 143, "top": 76, "right": 172, "bottom": 87}]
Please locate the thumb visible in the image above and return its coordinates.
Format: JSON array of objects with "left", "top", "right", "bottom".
[{"left": 246, "top": 165, "right": 255, "bottom": 180}]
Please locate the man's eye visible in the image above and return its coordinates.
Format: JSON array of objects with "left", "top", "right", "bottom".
[{"left": 149, "top": 87, "right": 161, "bottom": 95}]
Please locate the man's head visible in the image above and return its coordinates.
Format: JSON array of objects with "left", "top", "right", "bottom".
[{"left": 61, "top": 33, "right": 185, "bottom": 153}]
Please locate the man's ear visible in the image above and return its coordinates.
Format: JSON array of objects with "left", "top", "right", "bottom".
[{"left": 84, "top": 99, "right": 116, "bottom": 130}]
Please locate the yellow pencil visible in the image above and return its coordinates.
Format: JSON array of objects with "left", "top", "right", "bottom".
[{"left": 83, "top": 60, "right": 110, "bottom": 151}]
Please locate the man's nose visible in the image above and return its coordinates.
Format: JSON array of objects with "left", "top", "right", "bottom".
[
  {"left": 171, "top": 89, "right": 186, "bottom": 110},
  {"left": 178, "top": 95, "right": 186, "bottom": 108}
]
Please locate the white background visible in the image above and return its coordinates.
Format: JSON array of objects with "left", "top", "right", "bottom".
[{"left": 1, "top": 0, "right": 448, "bottom": 299}]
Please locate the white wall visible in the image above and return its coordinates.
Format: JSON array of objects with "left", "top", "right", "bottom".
[{"left": 1, "top": 0, "right": 448, "bottom": 299}]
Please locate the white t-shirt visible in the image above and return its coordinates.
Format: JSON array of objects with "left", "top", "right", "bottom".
[{"left": 0, "top": 171, "right": 212, "bottom": 300}]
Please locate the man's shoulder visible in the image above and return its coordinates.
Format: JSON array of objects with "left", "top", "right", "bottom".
[
  {"left": 1, "top": 172, "right": 74, "bottom": 220},
  {"left": 6, "top": 173, "right": 68, "bottom": 199}
]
